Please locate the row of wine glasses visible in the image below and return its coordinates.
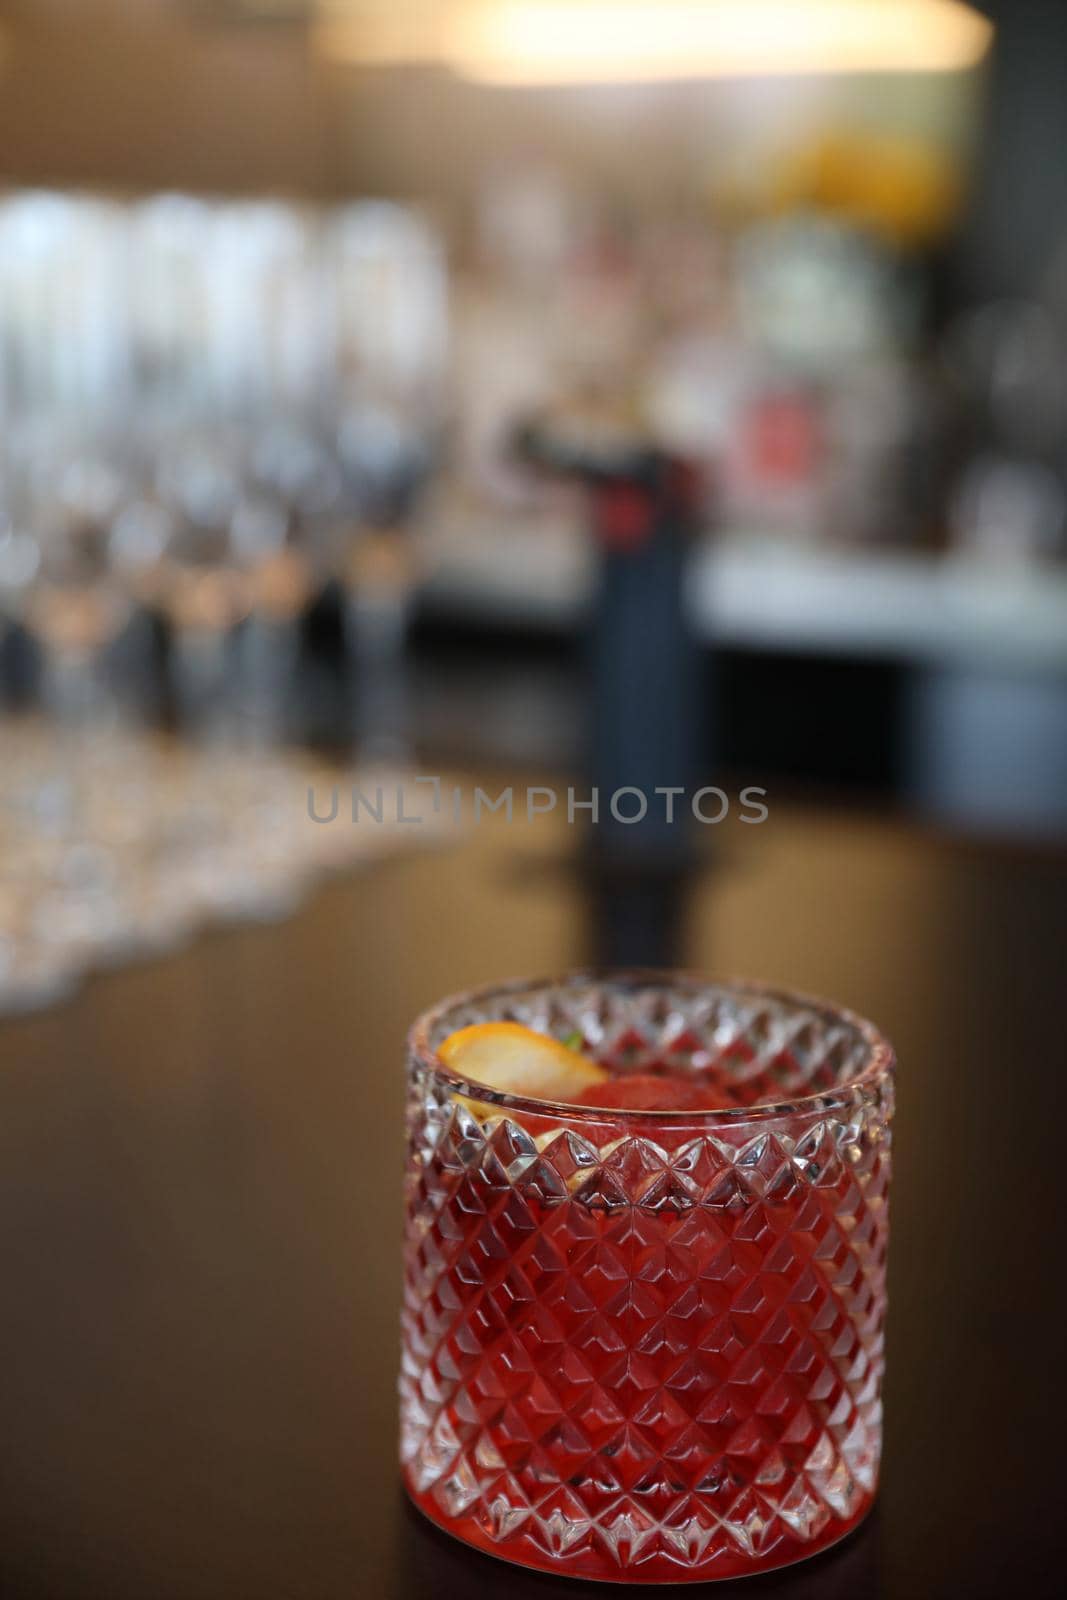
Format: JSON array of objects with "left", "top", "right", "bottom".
[
  {"left": 0, "top": 189, "right": 446, "bottom": 430},
  {"left": 0, "top": 188, "right": 449, "bottom": 1013},
  {"left": 0, "top": 186, "right": 445, "bottom": 733}
]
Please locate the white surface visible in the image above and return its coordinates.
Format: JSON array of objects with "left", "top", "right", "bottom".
[{"left": 420, "top": 518, "right": 1067, "bottom": 672}]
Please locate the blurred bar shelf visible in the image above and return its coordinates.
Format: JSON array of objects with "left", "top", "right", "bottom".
[
  {"left": 690, "top": 539, "right": 1067, "bottom": 671},
  {"left": 420, "top": 517, "right": 1067, "bottom": 673},
  {"left": 418, "top": 511, "right": 1067, "bottom": 836}
]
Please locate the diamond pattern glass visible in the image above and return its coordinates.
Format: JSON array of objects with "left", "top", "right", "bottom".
[{"left": 401, "top": 973, "right": 894, "bottom": 1582}]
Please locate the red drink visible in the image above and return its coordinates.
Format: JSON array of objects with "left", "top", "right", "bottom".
[{"left": 402, "top": 975, "right": 894, "bottom": 1582}]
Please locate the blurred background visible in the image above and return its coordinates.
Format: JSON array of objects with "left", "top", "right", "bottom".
[
  {"left": 3, "top": 8, "right": 1067, "bottom": 1598},
  {"left": 3, "top": 0, "right": 1067, "bottom": 1011}
]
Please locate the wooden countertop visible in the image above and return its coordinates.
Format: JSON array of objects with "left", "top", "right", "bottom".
[{"left": 1, "top": 788, "right": 1063, "bottom": 1598}]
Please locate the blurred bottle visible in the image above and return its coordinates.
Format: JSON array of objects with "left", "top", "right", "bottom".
[{"left": 941, "top": 298, "right": 1067, "bottom": 564}]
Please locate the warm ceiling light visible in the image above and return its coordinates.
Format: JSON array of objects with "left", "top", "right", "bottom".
[
  {"left": 447, "top": 0, "right": 993, "bottom": 83},
  {"left": 316, "top": 0, "right": 993, "bottom": 82}
]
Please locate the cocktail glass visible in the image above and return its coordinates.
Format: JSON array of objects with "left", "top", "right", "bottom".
[{"left": 402, "top": 972, "right": 894, "bottom": 1583}]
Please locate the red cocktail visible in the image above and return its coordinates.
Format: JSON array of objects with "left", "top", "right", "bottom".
[{"left": 401, "top": 973, "right": 894, "bottom": 1582}]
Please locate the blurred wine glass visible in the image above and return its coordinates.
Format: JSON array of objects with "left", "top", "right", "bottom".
[{"left": 325, "top": 203, "right": 447, "bottom": 760}]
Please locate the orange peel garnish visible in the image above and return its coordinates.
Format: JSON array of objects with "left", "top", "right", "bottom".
[{"left": 438, "top": 1021, "right": 608, "bottom": 1114}]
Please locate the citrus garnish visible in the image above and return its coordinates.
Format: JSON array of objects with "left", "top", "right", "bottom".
[{"left": 438, "top": 1021, "right": 609, "bottom": 1106}]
